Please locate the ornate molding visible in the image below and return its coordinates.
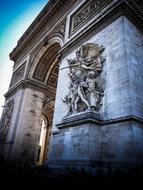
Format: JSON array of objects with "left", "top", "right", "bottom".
[
  {"left": 62, "top": 43, "right": 106, "bottom": 116},
  {"left": 46, "top": 63, "right": 59, "bottom": 89},
  {"left": 5, "top": 79, "right": 49, "bottom": 99},
  {"left": 0, "top": 99, "right": 14, "bottom": 142},
  {"left": 42, "top": 98, "right": 55, "bottom": 124},
  {"left": 49, "top": 23, "right": 66, "bottom": 41},
  {"left": 56, "top": 113, "right": 143, "bottom": 130},
  {"left": 69, "top": 0, "right": 111, "bottom": 35},
  {"left": 70, "top": 0, "right": 143, "bottom": 36},
  {"left": 59, "top": 0, "right": 143, "bottom": 59},
  {"left": 33, "top": 43, "right": 60, "bottom": 82},
  {"left": 10, "top": 62, "right": 26, "bottom": 87},
  {"left": 9, "top": 0, "right": 77, "bottom": 62}
]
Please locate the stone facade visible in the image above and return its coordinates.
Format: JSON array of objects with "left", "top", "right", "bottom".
[{"left": 0, "top": 0, "right": 143, "bottom": 174}]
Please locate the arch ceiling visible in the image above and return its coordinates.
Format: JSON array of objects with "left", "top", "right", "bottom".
[
  {"left": 42, "top": 99, "right": 55, "bottom": 127},
  {"left": 33, "top": 43, "right": 60, "bottom": 83}
]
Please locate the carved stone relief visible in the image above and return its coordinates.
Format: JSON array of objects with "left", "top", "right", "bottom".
[
  {"left": 49, "top": 23, "right": 66, "bottom": 40},
  {"left": 70, "top": 0, "right": 105, "bottom": 34},
  {"left": 10, "top": 62, "right": 26, "bottom": 87},
  {"left": 0, "top": 99, "right": 14, "bottom": 141},
  {"left": 62, "top": 43, "right": 106, "bottom": 116}
]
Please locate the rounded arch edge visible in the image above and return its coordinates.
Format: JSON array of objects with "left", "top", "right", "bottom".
[{"left": 29, "top": 36, "right": 63, "bottom": 81}]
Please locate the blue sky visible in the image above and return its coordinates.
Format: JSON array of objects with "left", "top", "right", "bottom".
[{"left": 0, "top": 0, "right": 48, "bottom": 117}]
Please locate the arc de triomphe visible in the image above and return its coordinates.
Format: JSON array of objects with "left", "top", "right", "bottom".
[{"left": 0, "top": 0, "right": 143, "bottom": 174}]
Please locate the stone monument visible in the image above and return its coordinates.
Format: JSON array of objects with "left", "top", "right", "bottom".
[{"left": 0, "top": 0, "right": 143, "bottom": 175}]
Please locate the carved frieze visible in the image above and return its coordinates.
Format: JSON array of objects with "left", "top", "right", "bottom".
[
  {"left": 62, "top": 43, "right": 106, "bottom": 116},
  {"left": 10, "top": 62, "right": 26, "bottom": 87},
  {"left": 49, "top": 23, "right": 66, "bottom": 40},
  {"left": 0, "top": 99, "right": 14, "bottom": 142},
  {"left": 70, "top": 0, "right": 109, "bottom": 35}
]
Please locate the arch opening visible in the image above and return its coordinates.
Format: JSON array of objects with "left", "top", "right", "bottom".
[
  {"left": 36, "top": 115, "right": 52, "bottom": 165},
  {"left": 33, "top": 43, "right": 61, "bottom": 83},
  {"left": 33, "top": 42, "right": 61, "bottom": 165}
]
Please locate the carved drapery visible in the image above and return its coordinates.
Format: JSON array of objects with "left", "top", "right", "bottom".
[
  {"left": 62, "top": 43, "right": 106, "bottom": 116},
  {"left": 0, "top": 99, "right": 14, "bottom": 142}
]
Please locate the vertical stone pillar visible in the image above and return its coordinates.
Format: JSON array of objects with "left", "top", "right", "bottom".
[
  {"left": 10, "top": 88, "right": 44, "bottom": 163},
  {"left": 0, "top": 85, "right": 45, "bottom": 163}
]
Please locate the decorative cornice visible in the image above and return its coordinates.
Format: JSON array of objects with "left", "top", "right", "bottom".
[
  {"left": 56, "top": 111, "right": 143, "bottom": 130},
  {"left": 4, "top": 79, "right": 49, "bottom": 99},
  {"left": 9, "top": 0, "right": 77, "bottom": 62},
  {"left": 69, "top": 0, "right": 111, "bottom": 36},
  {"left": 9, "top": 0, "right": 59, "bottom": 60},
  {"left": 59, "top": 0, "right": 143, "bottom": 58},
  {"left": 10, "top": 61, "right": 26, "bottom": 87},
  {"left": 9, "top": 0, "right": 143, "bottom": 62}
]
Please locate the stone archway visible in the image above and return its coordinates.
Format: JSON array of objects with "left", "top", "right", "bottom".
[
  {"left": 36, "top": 99, "right": 55, "bottom": 165},
  {"left": 32, "top": 43, "right": 61, "bottom": 83},
  {"left": 31, "top": 42, "right": 61, "bottom": 165}
]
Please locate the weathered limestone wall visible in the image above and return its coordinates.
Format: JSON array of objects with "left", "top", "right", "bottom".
[
  {"left": 48, "top": 121, "right": 143, "bottom": 168},
  {"left": 10, "top": 88, "right": 44, "bottom": 163},
  {"left": 125, "top": 18, "right": 143, "bottom": 119},
  {"left": 48, "top": 15, "right": 143, "bottom": 170},
  {"left": 53, "top": 16, "right": 130, "bottom": 129},
  {"left": 48, "top": 123, "right": 101, "bottom": 162},
  {"left": 100, "top": 121, "right": 143, "bottom": 165},
  {"left": 0, "top": 89, "right": 24, "bottom": 158},
  {"left": 1, "top": 1, "right": 143, "bottom": 171}
]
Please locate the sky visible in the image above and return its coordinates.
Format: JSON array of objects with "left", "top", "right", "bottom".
[{"left": 0, "top": 0, "right": 48, "bottom": 117}]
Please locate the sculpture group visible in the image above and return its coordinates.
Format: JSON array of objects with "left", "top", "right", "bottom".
[{"left": 63, "top": 43, "right": 106, "bottom": 116}]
